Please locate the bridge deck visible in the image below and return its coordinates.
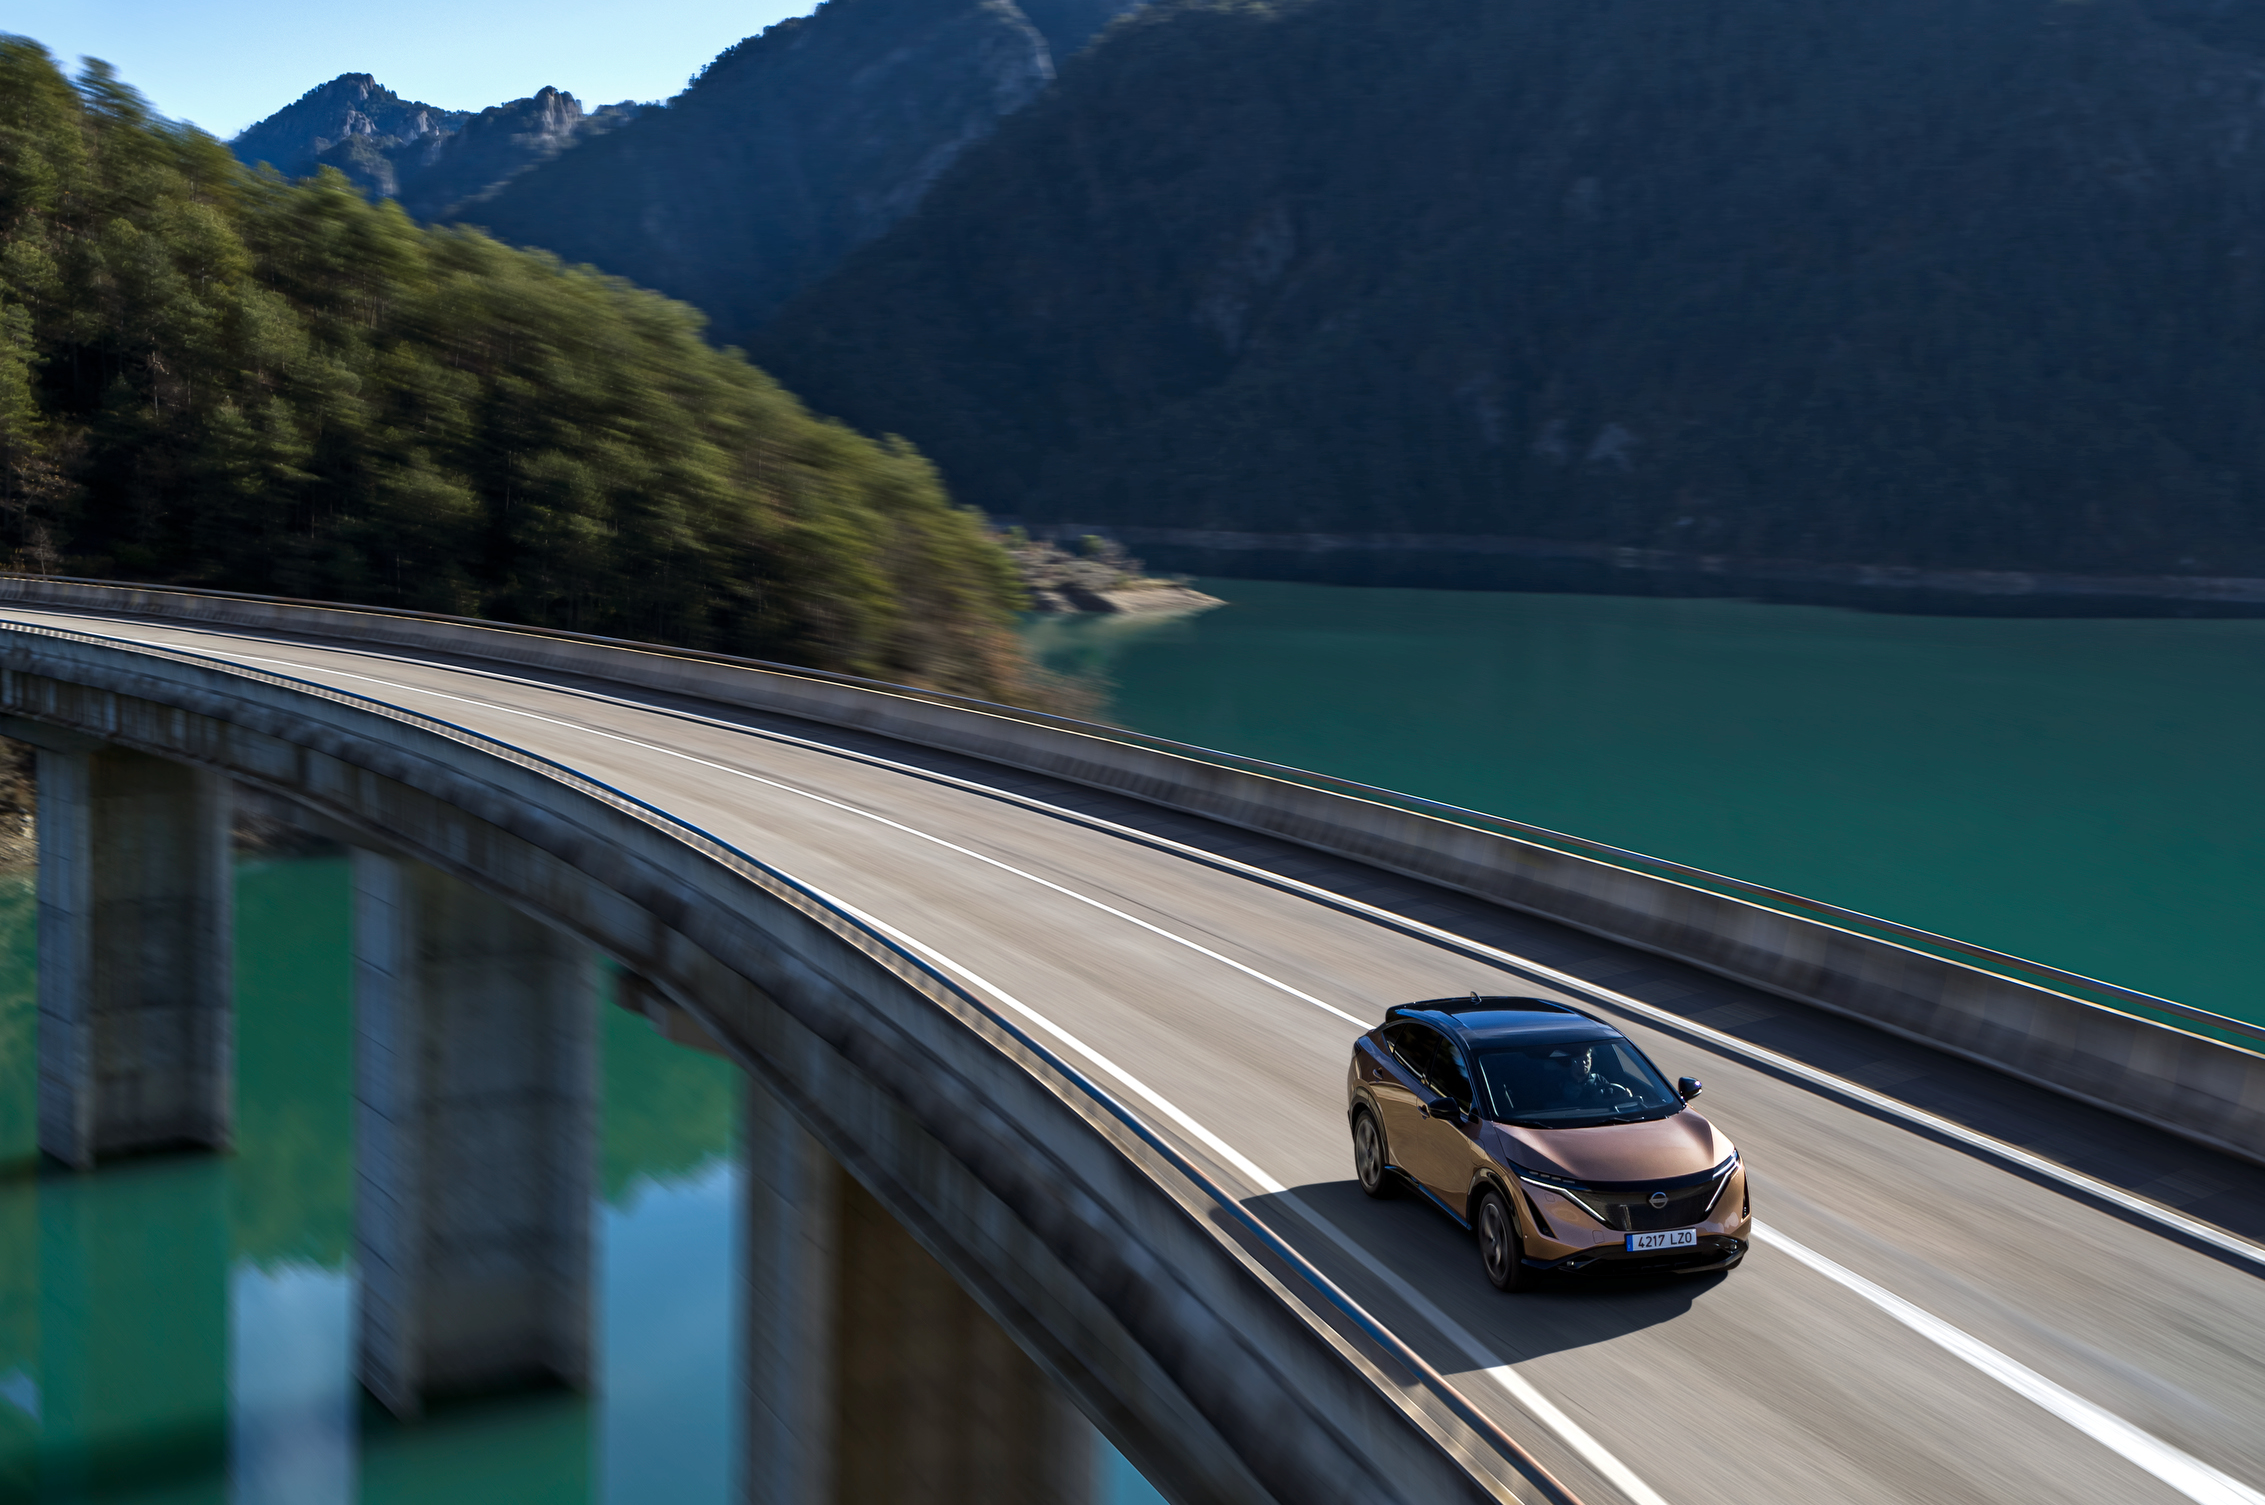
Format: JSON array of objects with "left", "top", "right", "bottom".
[{"left": 10, "top": 604, "right": 2262, "bottom": 1505}]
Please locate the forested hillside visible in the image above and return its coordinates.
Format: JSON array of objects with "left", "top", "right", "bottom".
[
  {"left": 757, "top": 0, "right": 2265, "bottom": 579},
  {"left": 466, "top": 0, "right": 1143, "bottom": 346},
  {"left": 0, "top": 40, "right": 1030, "bottom": 696}
]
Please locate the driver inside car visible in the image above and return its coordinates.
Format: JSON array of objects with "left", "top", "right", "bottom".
[{"left": 1540, "top": 1044, "right": 1637, "bottom": 1110}]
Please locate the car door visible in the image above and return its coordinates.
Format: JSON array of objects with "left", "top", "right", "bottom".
[
  {"left": 1410, "top": 1035, "right": 1489, "bottom": 1211},
  {"left": 1372, "top": 1022, "right": 1439, "bottom": 1181},
  {"left": 1381, "top": 1022, "right": 1477, "bottom": 1208}
]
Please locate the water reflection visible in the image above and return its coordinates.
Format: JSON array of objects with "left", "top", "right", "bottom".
[
  {"left": 37, "top": 1154, "right": 230, "bottom": 1502},
  {"left": 0, "top": 853, "right": 1167, "bottom": 1502},
  {"left": 231, "top": 1263, "right": 353, "bottom": 1505},
  {"left": 601, "top": 1162, "right": 737, "bottom": 1505}
]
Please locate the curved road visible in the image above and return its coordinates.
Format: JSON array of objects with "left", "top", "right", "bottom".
[{"left": 7, "top": 604, "right": 2263, "bottom": 1505}]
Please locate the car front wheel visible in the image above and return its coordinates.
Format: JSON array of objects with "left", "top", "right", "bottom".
[{"left": 1476, "top": 1188, "right": 1528, "bottom": 1292}]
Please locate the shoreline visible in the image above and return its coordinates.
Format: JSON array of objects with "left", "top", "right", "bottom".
[{"left": 999, "top": 523, "right": 2265, "bottom": 618}]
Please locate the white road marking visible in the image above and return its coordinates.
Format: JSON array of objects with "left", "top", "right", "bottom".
[
  {"left": 1756, "top": 1223, "right": 2265, "bottom": 1505},
  {"left": 162, "top": 642, "right": 1374, "bottom": 1030},
  {"left": 834, "top": 901, "right": 1675, "bottom": 1505},
  {"left": 141, "top": 618, "right": 2265, "bottom": 1274},
  {"left": 849, "top": 892, "right": 2265, "bottom": 1505},
  {"left": 24, "top": 616, "right": 2265, "bottom": 1505},
  {"left": 1445, "top": 983, "right": 2265, "bottom": 1273}
]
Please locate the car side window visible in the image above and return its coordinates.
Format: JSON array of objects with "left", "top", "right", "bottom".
[
  {"left": 1386, "top": 1022, "right": 1471, "bottom": 1110},
  {"left": 1435, "top": 1040, "right": 1476, "bottom": 1115},
  {"left": 1382, "top": 1022, "right": 1432, "bottom": 1082}
]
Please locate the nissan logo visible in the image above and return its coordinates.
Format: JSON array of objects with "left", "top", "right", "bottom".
[{"left": 1649, "top": 1191, "right": 1670, "bottom": 1209}]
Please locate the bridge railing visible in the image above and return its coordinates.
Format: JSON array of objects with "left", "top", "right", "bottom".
[
  {"left": 1, "top": 574, "right": 2259, "bottom": 1167},
  {"left": 992, "top": 734, "right": 2265, "bottom": 1051},
  {"left": 818, "top": 674, "right": 2262, "bottom": 1051}
]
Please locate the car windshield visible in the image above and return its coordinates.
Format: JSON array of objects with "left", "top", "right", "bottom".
[{"left": 1471, "top": 1038, "right": 1682, "bottom": 1127}]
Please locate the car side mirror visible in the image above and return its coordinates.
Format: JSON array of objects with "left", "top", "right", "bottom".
[
  {"left": 1423, "top": 1096, "right": 1464, "bottom": 1123},
  {"left": 1677, "top": 1077, "right": 1703, "bottom": 1101}
]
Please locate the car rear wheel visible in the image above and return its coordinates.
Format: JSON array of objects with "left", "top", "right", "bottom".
[
  {"left": 1476, "top": 1188, "right": 1528, "bottom": 1292},
  {"left": 1352, "top": 1110, "right": 1394, "bottom": 1198}
]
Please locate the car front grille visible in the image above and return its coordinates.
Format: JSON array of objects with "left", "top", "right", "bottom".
[
  {"left": 1590, "top": 1183, "right": 1722, "bottom": 1230},
  {"left": 1536, "top": 1157, "right": 1737, "bottom": 1231}
]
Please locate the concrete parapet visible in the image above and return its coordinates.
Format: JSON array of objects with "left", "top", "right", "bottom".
[
  {"left": 742, "top": 1077, "right": 1092, "bottom": 1505},
  {"left": 25, "top": 734, "right": 231, "bottom": 1168},
  {"left": 352, "top": 850, "right": 598, "bottom": 1417},
  {"left": 1, "top": 576, "right": 2251, "bottom": 1164}
]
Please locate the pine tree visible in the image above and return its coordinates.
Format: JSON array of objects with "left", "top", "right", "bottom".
[{"left": 0, "top": 36, "right": 1031, "bottom": 698}]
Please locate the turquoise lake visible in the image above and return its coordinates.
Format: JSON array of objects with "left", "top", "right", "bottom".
[
  {"left": 1, "top": 578, "right": 2255, "bottom": 1499},
  {"left": 0, "top": 857, "right": 1165, "bottom": 1501},
  {"left": 1022, "top": 580, "right": 2265, "bottom": 1026}
]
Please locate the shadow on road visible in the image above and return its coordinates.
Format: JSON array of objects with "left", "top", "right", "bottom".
[{"left": 1254, "top": 1179, "right": 1733, "bottom": 1366}]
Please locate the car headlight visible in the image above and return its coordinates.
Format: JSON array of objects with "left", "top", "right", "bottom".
[{"left": 1516, "top": 1172, "right": 1611, "bottom": 1226}]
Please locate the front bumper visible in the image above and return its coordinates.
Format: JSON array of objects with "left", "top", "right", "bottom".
[
  {"left": 1515, "top": 1161, "right": 1751, "bottom": 1276},
  {"left": 1527, "top": 1234, "right": 1746, "bottom": 1278}
]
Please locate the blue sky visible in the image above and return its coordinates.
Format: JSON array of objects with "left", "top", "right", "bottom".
[{"left": 6, "top": 0, "right": 816, "bottom": 138}]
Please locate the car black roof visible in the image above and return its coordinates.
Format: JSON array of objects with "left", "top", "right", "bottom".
[{"left": 1384, "top": 995, "right": 1623, "bottom": 1047}]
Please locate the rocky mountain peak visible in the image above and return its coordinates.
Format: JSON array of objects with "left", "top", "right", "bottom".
[
  {"left": 230, "top": 0, "right": 1149, "bottom": 340},
  {"left": 231, "top": 74, "right": 467, "bottom": 179},
  {"left": 397, "top": 86, "right": 642, "bottom": 220},
  {"left": 230, "top": 76, "right": 639, "bottom": 222}
]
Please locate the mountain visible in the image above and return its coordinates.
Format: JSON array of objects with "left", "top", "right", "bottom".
[
  {"left": 391, "top": 88, "right": 639, "bottom": 220},
  {"left": 229, "top": 73, "right": 465, "bottom": 182},
  {"left": 1, "top": 40, "right": 1032, "bottom": 698},
  {"left": 753, "top": 0, "right": 2265, "bottom": 591},
  {"left": 230, "top": 75, "right": 638, "bottom": 222},
  {"left": 464, "top": 0, "right": 1143, "bottom": 348}
]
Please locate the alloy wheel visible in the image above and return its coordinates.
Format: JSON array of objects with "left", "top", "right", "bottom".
[
  {"left": 1479, "top": 1190, "right": 1525, "bottom": 1291},
  {"left": 1354, "top": 1113, "right": 1389, "bottom": 1197}
]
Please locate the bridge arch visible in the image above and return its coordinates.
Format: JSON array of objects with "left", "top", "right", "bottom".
[{"left": 0, "top": 613, "right": 1562, "bottom": 1505}]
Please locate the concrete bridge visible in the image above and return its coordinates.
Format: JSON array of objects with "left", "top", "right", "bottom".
[{"left": 3, "top": 578, "right": 2262, "bottom": 1505}]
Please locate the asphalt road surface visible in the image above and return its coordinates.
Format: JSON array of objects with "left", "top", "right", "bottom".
[{"left": 10, "top": 605, "right": 2264, "bottom": 1505}]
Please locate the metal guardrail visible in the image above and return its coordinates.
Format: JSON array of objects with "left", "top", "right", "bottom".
[
  {"left": 0, "top": 611, "right": 1581, "bottom": 1505},
  {"left": 5, "top": 572, "right": 2257, "bottom": 1051}
]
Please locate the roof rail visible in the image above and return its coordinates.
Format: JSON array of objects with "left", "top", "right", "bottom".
[{"left": 1392, "top": 995, "right": 1579, "bottom": 1018}]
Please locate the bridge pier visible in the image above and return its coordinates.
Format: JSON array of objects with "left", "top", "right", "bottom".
[
  {"left": 742, "top": 1080, "right": 1094, "bottom": 1505},
  {"left": 33, "top": 741, "right": 233, "bottom": 1169},
  {"left": 352, "top": 850, "right": 598, "bottom": 1418}
]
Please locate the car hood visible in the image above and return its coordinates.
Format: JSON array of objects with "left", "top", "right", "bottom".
[{"left": 1492, "top": 1109, "right": 1732, "bottom": 1185}]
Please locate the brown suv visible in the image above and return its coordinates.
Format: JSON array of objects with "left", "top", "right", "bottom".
[{"left": 1347, "top": 995, "right": 1749, "bottom": 1289}]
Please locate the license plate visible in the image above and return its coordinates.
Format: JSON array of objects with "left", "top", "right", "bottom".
[{"left": 1625, "top": 1228, "right": 1699, "bottom": 1253}]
